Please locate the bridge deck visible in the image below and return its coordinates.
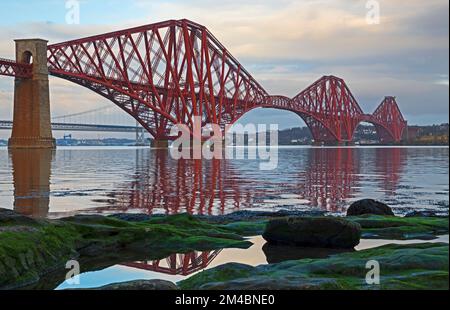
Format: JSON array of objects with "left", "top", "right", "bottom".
[{"left": 0, "top": 120, "right": 140, "bottom": 133}]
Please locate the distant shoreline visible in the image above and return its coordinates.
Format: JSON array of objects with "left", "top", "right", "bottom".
[{"left": 0, "top": 144, "right": 449, "bottom": 149}]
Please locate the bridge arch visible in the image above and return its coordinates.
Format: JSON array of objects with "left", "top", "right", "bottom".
[
  {"left": 365, "top": 120, "right": 405, "bottom": 143},
  {"left": 351, "top": 121, "right": 388, "bottom": 143},
  {"left": 357, "top": 96, "right": 407, "bottom": 143},
  {"left": 298, "top": 112, "right": 340, "bottom": 143},
  {"left": 228, "top": 104, "right": 340, "bottom": 143}
]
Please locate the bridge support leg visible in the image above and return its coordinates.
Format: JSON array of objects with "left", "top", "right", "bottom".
[
  {"left": 151, "top": 139, "right": 169, "bottom": 149},
  {"left": 8, "top": 39, "right": 55, "bottom": 149}
]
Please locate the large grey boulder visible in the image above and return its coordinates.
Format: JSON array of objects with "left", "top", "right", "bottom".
[{"left": 262, "top": 217, "right": 361, "bottom": 249}]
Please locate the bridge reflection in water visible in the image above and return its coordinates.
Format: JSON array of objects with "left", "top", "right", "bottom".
[
  {"left": 109, "top": 152, "right": 249, "bottom": 215},
  {"left": 10, "top": 149, "right": 54, "bottom": 218},
  {"left": 122, "top": 250, "right": 222, "bottom": 276},
  {"left": 375, "top": 148, "right": 407, "bottom": 195},
  {"left": 9, "top": 147, "right": 407, "bottom": 218},
  {"left": 94, "top": 148, "right": 406, "bottom": 215},
  {"left": 298, "top": 148, "right": 361, "bottom": 210}
]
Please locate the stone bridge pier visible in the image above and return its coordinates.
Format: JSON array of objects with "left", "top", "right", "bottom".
[{"left": 8, "top": 39, "right": 55, "bottom": 149}]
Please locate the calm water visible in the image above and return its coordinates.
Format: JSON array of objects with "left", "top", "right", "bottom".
[
  {"left": 0, "top": 146, "right": 448, "bottom": 218},
  {"left": 53, "top": 234, "right": 449, "bottom": 290},
  {"left": 2, "top": 145, "right": 448, "bottom": 289}
]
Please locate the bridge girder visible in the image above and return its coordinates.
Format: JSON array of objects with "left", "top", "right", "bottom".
[{"left": 0, "top": 58, "right": 32, "bottom": 78}]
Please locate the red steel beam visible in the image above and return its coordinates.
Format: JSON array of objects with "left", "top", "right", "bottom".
[{"left": 0, "top": 58, "right": 32, "bottom": 78}]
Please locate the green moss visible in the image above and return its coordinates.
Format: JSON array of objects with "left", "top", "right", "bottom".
[
  {"left": 348, "top": 215, "right": 449, "bottom": 240},
  {"left": 0, "top": 213, "right": 252, "bottom": 289},
  {"left": 178, "top": 263, "right": 254, "bottom": 289},
  {"left": 179, "top": 243, "right": 449, "bottom": 290},
  {"left": 219, "top": 221, "right": 267, "bottom": 236},
  {"left": 0, "top": 223, "right": 81, "bottom": 289},
  {"left": 2, "top": 210, "right": 448, "bottom": 290}
]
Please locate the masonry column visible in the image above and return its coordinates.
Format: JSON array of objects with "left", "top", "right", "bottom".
[{"left": 8, "top": 39, "right": 55, "bottom": 149}]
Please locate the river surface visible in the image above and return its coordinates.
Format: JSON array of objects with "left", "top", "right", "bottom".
[
  {"left": 2, "top": 145, "right": 448, "bottom": 289},
  {"left": 0, "top": 146, "right": 448, "bottom": 218},
  {"left": 53, "top": 234, "right": 449, "bottom": 290}
]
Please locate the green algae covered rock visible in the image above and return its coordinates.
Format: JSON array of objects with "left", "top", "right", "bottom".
[
  {"left": 0, "top": 210, "right": 251, "bottom": 289},
  {"left": 179, "top": 243, "right": 449, "bottom": 290},
  {"left": 262, "top": 217, "right": 361, "bottom": 249},
  {"left": 349, "top": 215, "right": 449, "bottom": 240},
  {"left": 2, "top": 207, "right": 448, "bottom": 290},
  {"left": 221, "top": 215, "right": 449, "bottom": 241},
  {"left": 219, "top": 221, "right": 268, "bottom": 236}
]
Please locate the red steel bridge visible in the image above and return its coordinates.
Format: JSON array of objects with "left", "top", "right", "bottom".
[{"left": 0, "top": 19, "right": 407, "bottom": 145}]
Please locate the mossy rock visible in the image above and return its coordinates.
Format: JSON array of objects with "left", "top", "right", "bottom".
[
  {"left": 222, "top": 215, "right": 449, "bottom": 241},
  {"left": 0, "top": 210, "right": 251, "bottom": 289},
  {"left": 179, "top": 243, "right": 449, "bottom": 290},
  {"left": 72, "top": 279, "right": 179, "bottom": 290},
  {"left": 348, "top": 215, "right": 449, "bottom": 240},
  {"left": 218, "top": 214, "right": 448, "bottom": 241},
  {"left": 219, "top": 221, "right": 268, "bottom": 236},
  {"left": 2, "top": 208, "right": 447, "bottom": 290},
  {"left": 347, "top": 199, "right": 394, "bottom": 216},
  {"left": 262, "top": 217, "right": 361, "bottom": 249},
  {"left": 0, "top": 208, "right": 42, "bottom": 227}
]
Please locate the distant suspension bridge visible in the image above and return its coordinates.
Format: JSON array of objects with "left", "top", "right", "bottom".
[{"left": 0, "top": 105, "right": 147, "bottom": 144}]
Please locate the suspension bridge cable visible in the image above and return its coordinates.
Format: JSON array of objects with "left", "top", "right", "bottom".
[
  {"left": 52, "top": 105, "right": 112, "bottom": 120},
  {"left": 51, "top": 104, "right": 138, "bottom": 127}
]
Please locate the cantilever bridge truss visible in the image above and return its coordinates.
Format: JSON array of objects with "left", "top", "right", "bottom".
[{"left": 0, "top": 19, "right": 407, "bottom": 143}]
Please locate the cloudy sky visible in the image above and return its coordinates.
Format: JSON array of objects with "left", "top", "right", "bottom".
[{"left": 0, "top": 0, "right": 448, "bottom": 138}]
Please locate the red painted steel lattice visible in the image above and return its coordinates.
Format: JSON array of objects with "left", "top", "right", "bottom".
[
  {"left": 46, "top": 19, "right": 268, "bottom": 139},
  {"left": 0, "top": 58, "right": 32, "bottom": 78},
  {"left": 0, "top": 19, "right": 407, "bottom": 143},
  {"left": 370, "top": 96, "right": 407, "bottom": 143}
]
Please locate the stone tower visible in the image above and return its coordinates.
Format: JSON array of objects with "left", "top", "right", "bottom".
[{"left": 8, "top": 39, "right": 55, "bottom": 149}]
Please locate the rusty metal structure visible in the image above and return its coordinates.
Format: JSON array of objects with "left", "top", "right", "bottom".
[{"left": 0, "top": 19, "right": 407, "bottom": 145}]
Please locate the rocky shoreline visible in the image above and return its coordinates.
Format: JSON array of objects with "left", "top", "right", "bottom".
[{"left": 0, "top": 199, "right": 448, "bottom": 290}]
